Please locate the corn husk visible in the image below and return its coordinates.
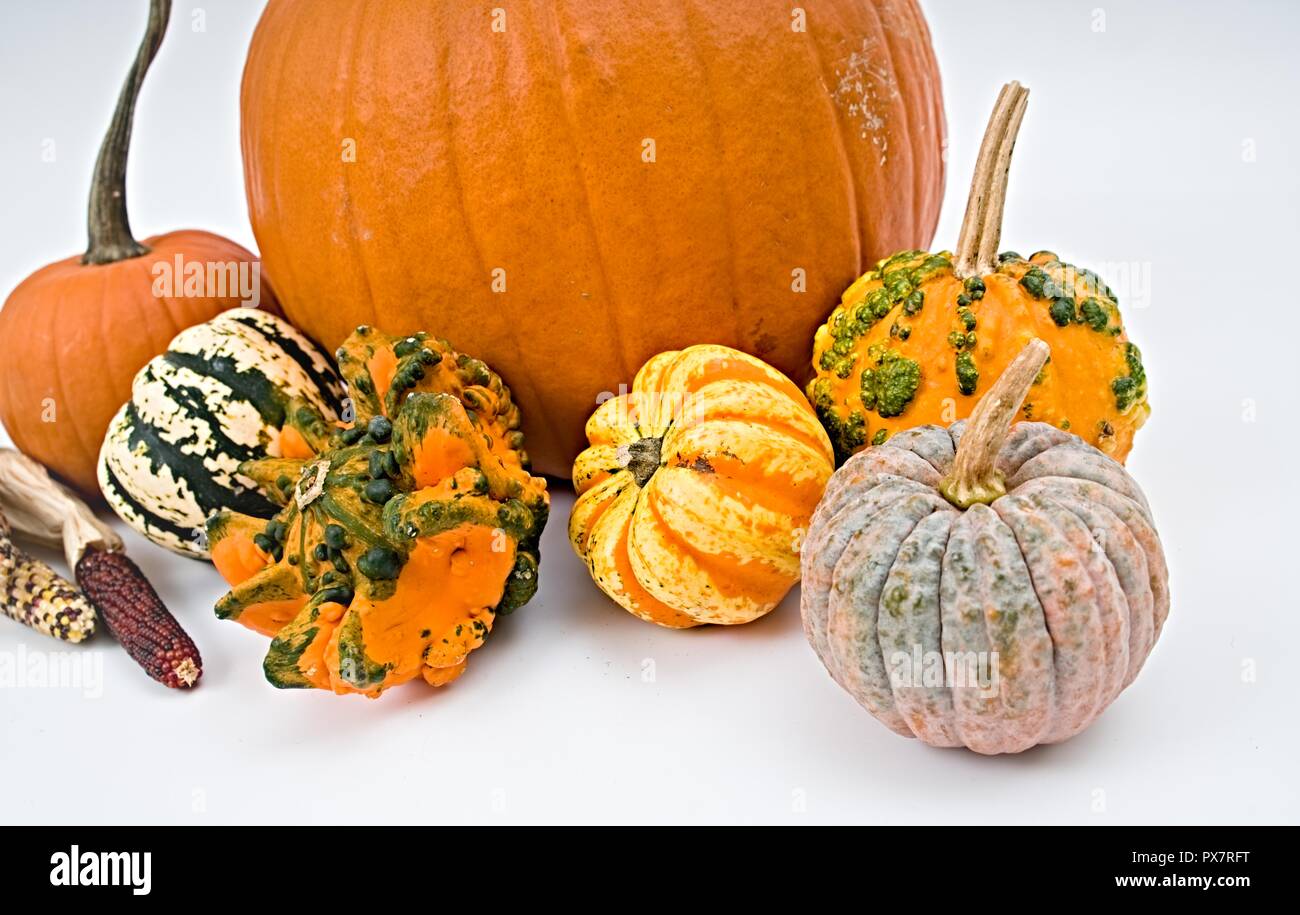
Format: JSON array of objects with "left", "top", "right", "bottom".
[{"left": 0, "top": 448, "right": 121, "bottom": 569}]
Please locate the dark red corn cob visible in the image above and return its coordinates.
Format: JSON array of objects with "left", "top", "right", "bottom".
[{"left": 75, "top": 548, "right": 202, "bottom": 689}]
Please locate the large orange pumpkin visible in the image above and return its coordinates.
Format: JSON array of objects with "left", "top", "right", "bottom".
[
  {"left": 241, "top": 0, "right": 946, "bottom": 476},
  {"left": 0, "top": 0, "right": 274, "bottom": 496}
]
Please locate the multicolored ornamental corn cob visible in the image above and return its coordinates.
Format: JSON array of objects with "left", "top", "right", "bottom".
[
  {"left": 0, "top": 510, "right": 96, "bottom": 642},
  {"left": 0, "top": 448, "right": 201, "bottom": 688}
]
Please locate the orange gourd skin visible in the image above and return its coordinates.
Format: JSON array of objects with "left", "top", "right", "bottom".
[
  {"left": 240, "top": 0, "right": 946, "bottom": 477},
  {"left": 208, "top": 327, "right": 548, "bottom": 697},
  {"left": 0, "top": 231, "right": 276, "bottom": 496},
  {"left": 570, "top": 345, "right": 834, "bottom": 628},
  {"left": 808, "top": 250, "right": 1149, "bottom": 464}
]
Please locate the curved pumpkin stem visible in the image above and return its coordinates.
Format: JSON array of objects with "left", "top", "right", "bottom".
[
  {"left": 939, "top": 338, "right": 1049, "bottom": 508},
  {"left": 953, "top": 81, "right": 1029, "bottom": 279},
  {"left": 83, "top": 0, "right": 171, "bottom": 266}
]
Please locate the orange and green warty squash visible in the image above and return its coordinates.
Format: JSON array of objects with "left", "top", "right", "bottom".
[
  {"left": 570, "top": 345, "right": 834, "bottom": 628},
  {"left": 808, "top": 82, "right": 1149, "bottom": 465},
  {"left": 207, "top": 326, "right": 548, "bottom": 697},
  {"left": 802, "top": 340, "right": 1169, "bottom": 754}
]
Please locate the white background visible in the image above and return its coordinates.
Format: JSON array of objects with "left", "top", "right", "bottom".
[{"left": 1, "top": 0, "right": 1296, "bottom": 825}]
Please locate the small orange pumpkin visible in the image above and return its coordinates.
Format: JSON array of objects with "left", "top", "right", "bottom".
[
  {"left": 0, "top": 0, "right": 273, "bottom": 496},
  {"left": 570, "top": 345, "right": 834, "bottom": 627}
]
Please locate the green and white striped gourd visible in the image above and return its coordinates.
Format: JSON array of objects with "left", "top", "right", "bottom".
[
  {"left": 99, "top": 308, "right": 344, "bottom": 558},
  {"left": 801, "top": 340, "right": 1169, "bottom": 755}
]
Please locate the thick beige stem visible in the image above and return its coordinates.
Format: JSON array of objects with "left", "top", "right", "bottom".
[
  {"left": 940, "top": 339, "right": 1050, "bottom": 508},
  {"left": 0, "top": 449, "right": 121, "bottom": 568},
  {"left": 954, "top": 81, "right": 1030, "bottom": 279}
]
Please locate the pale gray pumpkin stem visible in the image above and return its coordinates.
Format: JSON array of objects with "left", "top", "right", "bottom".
[
  {"left": 83, "top": 0, "right": 172, "bottom": 266},
  {"left": 940, "top": 339, "right": 1050, "bottom": 508},
  {"left": 953, "top": 81, "right": 1030, "bottom": 279}
]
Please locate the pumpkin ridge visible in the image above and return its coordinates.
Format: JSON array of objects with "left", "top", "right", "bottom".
[
  {"left": 341, "top": 0, "right": 379, "bottom": 335},
  {"left": 896, "top": 0, "right": 944, "bottom": 236},
  {"left": 1016, "top": 476, "right": 1168, "bottom": 634},
  {"left": 1009, "top": 449, "right": 1150, "bottom": 516},
  {"left": 1035, "top": 494, "right": 1132, "bottom": 721},
  {"left": 827, "top": 493, "right": 940, "bottom": 729},
  {"left": 441, "top": 12, "right": 570, "bottom": 466},
  {"left": 995, "top": 423, "right": 1075, "bottom": 480},
  {"left": 245, "top": 0, "right": 295, "bottom": 320},
  {"left": 634, "top": 483, "right": 790, "bottom": 611},
  {"left": 667, "top": 408, "right": 831, "bottom": 468},
  {"left": 937, "top": 508, "right": 1000, "bottom": 750},
  {"left": 677, "top": 354, "right": 809, "bottom": 406},
  {"left": 963, "top": 505, "right": 1055, "bottom": 752},
  {"left": 865, "top": 0, "right": 916, "bottom": 229},
  {"left": 1043, "top": 493, "right": 1153, "bottom": 686},
  {"left": 131, "top": 366, "right": 267, "bottom": 471},
  {"left": 1012, "top": 474, "right": 1152, "bottom": 523},
  {"left": 711, "top": 455, "right": 827, "bottom": 521},
  {"left": 609, "top": 496, "right": 699, "bottom": 629},
  {"left": 567, "top": 475, "right": 626, "bottom": 554},
  {"left": 160, "top": 350, "right": 286, "bottom": 427},
  {"left": 662, "top": 445, "right": 827, "bottom": 524},
  {"left": 83, "top": 269, "right": 120, "bottom": 473},
  {"left": 810, "top": 448, "right": 943, "bottom": 533},
  {"left": 645, "top": 472, "right": 800, "bottom": 585},
  {"left": 982, "top": 497, "right": 1065, "bottom": 740},
  {"left": 671, "top": 0, "right": 745, "bottom": 351},
  {"left": 535, "top": 0, "right": 636, "bottom": 389},
  {"left": 579, "top": 482, "right": 679, "bottom": 625},
  {"left": 805, "top": 482, "right": 934, "bottom": 663},
  {"left": 794, "top": 21, "right": 864, "bottom": 272},
  {"left": 122, "top": 396, "right": 278, "bottom": 518},
  {"left": 129, "top": 255, "right": 167, "bottom": 377},
  {"left": 992, "top": 494, "right": 1110, "bottom": 743},
  {"left": 884, "top": 426, "right": 955, "bottom": 476},
  {"left": 877, "top": 510, "right": 957, "bottom": 745}
]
